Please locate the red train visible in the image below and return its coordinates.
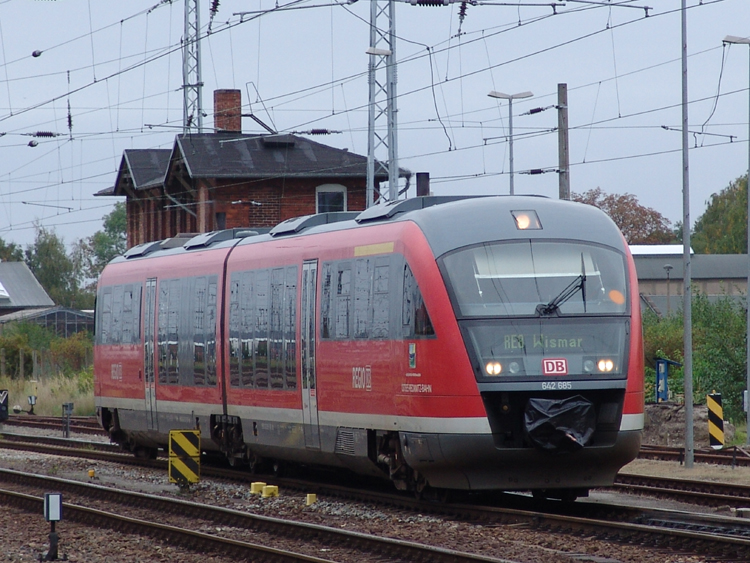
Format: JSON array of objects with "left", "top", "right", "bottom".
[{"left": 95, "top": 195, "right": 643, "bottom": 500}]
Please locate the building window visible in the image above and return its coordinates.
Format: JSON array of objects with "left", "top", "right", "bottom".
[{"left": 316, "top": 184, "right": 347, "bottom": 213}]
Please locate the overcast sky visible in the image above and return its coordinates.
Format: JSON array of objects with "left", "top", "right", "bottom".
[{"left": 0, "top": 0, "right": 747, "bottom": 249}]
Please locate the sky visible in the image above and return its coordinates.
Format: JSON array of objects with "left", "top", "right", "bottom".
[{"left": 0, "top": 0, "right": 747, "bottom": 249}]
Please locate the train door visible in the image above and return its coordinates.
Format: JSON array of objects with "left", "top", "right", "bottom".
[
  {"left": 144, "top": 278, "right": 158, "bottom": 431},
  {"left": 300, "top": 260, "right": 321, "bottom": 449}
]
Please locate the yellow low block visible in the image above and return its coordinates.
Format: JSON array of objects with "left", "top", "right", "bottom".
[
  {"left": 306, "top": 493, "right": 317, "bottom": 506},
  {"left": 261, "top": 485, "right": 279, "bottom": 498},
  {"left": 250, "top": 482, "right": 266, "bottom": 494}
]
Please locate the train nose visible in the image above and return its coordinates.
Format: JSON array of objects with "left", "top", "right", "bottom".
[{"left": 523, "top": 395, "right": 596, "bottom": 452}]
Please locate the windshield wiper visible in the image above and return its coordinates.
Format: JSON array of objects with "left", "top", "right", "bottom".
[{"left": 536, "top": 254, "right": 587, "bottom": 317}]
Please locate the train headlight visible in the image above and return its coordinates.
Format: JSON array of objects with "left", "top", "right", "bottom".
[
  {"left": 509, "top": 361, "right": 520, "bottom": 374},
  {"left": 511, "top": 210, "right": 542, "bottom": 230},
  {"left": 597, "top": 359, "right": 614, "bottom": 372},
  {"left": 485, "top": 362, "right": 503, "bottom": 376},
  {"left": 583, "top": 360, "right": 595, "bottom": 373}
]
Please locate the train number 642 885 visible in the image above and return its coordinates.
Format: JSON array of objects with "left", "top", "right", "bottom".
[{"left": 542, "top": 381, "right": 573, "bottom": 390}]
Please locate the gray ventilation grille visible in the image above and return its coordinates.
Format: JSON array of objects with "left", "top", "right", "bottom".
[{"left": 334, "top": 429, "right": 357, "bottom": 456}]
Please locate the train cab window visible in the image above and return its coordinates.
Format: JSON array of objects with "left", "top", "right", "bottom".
[{"left": 441, "top": 241, "right": 628, "bottom": 318}]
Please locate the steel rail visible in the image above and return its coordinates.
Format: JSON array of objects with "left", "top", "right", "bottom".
[{"left": 0, "top": 469, "right": 516, "bottom": 563}]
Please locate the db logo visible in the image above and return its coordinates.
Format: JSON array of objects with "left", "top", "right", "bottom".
[{"left": 543, "top": 358, "right": 568, "bottom": 376}]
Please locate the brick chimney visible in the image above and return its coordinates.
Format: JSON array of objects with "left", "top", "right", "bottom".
[{"left": 214, "top": 89, "right": 242, "bottom": 132}]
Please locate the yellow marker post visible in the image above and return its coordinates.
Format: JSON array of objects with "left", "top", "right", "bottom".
[
  {"left": 707, "top": 393, "right": 724, "bottom": 450},
  {"left": 168, "top": 429, "right": 201, "bottom": 486}
]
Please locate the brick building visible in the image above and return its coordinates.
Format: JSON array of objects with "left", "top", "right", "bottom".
[{"left": 99, "top": 89, "right": 408, "bottom": 248}]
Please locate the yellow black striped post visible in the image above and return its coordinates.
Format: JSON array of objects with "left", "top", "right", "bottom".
[
  {"left": 707, "top": 393, "right": 724, "bottom": 450},
  {"left": 169, "top": 430, "right": 201, "bottom": 486}
]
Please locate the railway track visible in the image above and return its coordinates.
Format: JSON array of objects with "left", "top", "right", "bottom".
[
  {"left": 2, "top": 414, "right": 106, "bottom": 436},
  {"left": 639, "top": 444, "right": 750, "bottom": 467},
  {"left": 4, "top": 433, "right": 750, "bottom": 560},
  {"left": 0, "top": 468, "right": 517, "bottom": 563}
]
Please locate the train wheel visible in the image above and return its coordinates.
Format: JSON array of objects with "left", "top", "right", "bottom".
[
  {"left": 272, "top": 460, "right": 285, "bottom": 478},
  {"left": 228, "top": 456, "right": 245, "bottom": 468}
]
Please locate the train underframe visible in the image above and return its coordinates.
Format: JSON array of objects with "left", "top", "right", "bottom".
[{"left": 97, "top": 390, "right": 641, "bottom": 501}]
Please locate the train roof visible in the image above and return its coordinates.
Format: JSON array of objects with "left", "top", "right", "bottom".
[{"left": 111, "top": 195, "right": 625, "bottom": 265}]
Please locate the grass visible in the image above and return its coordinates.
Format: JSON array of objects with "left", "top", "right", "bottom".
[{"left": 0, "top": 373, "right": 95, "bottom": 417}]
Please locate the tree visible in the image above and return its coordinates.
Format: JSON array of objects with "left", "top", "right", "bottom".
[
  {"left": 691, "top": 175, "right": 748, "bottom": 254},
  {"left": 643, "top": 291, "right": 747, "bottom": 422},
  {"left": 25, "top": 225, "right": 93, "bottom": 309},
  {"left": 73, "top": 202, "right": 127, "bottom": 290},
  {"left": 0, "top": 238, "right": 23, "bottom": 262},
  {"left": 572, "top": 188, "right": 676, "bottom": 244}
]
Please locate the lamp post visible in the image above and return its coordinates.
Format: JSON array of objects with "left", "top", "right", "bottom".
[
  {"left": 488, "top": 90, "right": 533, "bottom": 195},
  {"left": 723, "top": 35, "right": 750, "bottom": 441}
]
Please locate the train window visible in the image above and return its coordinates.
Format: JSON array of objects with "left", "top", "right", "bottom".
[
  {"left": 111, "top": 285, "right": 124, "bottom": 344},
  {"left": 96, "top": 283, "right": 142, "bottom": 346},
  {"left": 167, "top": 279, "right": 181, "bottom": 385},
  {"left": 270, "top": 268, "right": 285, "bottom": 389},
  {"left": 284, "top": 266, "right": 298, "bottom": 390},
  {"left": 98, "top": 288, "right": 112, "bottom": 345},
  {"left": 255, "top": 270, "right": 270, "bottom": 389},
  {"left": 321, "top": 263, "right": 333, "bottom": 339},
  {"left": 158, "top": 281, "right": 169, "bottom": 384},
  {"left": 441, "top": 241, "right": 628, "bottom": 318},
  {"left": 229, "top": 276, "right": 241, "bottom": 388},
  {"left": 402, "top": 263, "right": 435, "bottom": 338},
  {"left": 335, "top": 263, "right": 352, "bottom": 338},
  {"left": 321, "top": 256, "right": 395, "bottom": 341},
  {"left": 240, "top": 271, "right": 254, "bottom": 388},
  {"left": 354, "top": 258, "right": 373, "bottom": 338},
  {"left": 206, "top": 279, "right": 218, "bottom": 386},
  {"left": 194, "top": 277, "right": 207, "bottom": 386},
  {"left": 372, "top": 258, "right": 390, "bottom": 338}
]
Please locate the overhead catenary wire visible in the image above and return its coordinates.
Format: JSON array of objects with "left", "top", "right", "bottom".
[{"left": 0, "top": 0, "right": 739, "bottom": 239}]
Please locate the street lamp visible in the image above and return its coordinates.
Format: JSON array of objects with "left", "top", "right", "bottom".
[
  {"left": 488, "top": 90, "right": 533, "bottom": 195},
  {"left": 723, "top": 35, "right": 750, "bottom": 443}
]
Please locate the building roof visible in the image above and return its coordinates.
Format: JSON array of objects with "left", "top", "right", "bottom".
[
  {"left": 630, "top": 244, "right": 693, "bottom": 256},
  {"left": 633, "top": 254, "right": 748, "bottom": 281},
  {"left": 0, "top": 262, "right": 55, "bottom": 309},
  {"left": 98, "top": 149, "right": 171, "bottom": 197},
  {"left": 173, "top": 133, "right": 408, "bottom": 180},
  {"left": 101, "top": 133, "right": 408, "bottom": 198}
]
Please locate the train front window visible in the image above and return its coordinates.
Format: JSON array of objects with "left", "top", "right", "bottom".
[{"left": 441, "top": 241, "right": 628, "bottom": 318}]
